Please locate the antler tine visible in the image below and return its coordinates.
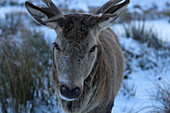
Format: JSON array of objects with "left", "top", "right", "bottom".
[
  {"left": 86, "top": 0, "right": 122, "bottom": 25},
  {"left": 41, "top": 0, "right": 66, "bottom": 22},
  {"left": 104, "top": 0, "right": 130, "bottom": 14},
  {"left": 94, "top": 0, "right": 122, "bottom": 14},
  {"left": 86, "top": 0, "right": 129, "bottom": 25},
  {"left": 42, "top": 0, "right": 62, "bottom": 15}
]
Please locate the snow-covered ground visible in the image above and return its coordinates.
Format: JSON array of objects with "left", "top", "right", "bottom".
[
  {"left": 112, "top": 19, "right": 170, "bottom": 42},
  {"left": 0, "top": 0, "right": 170, "bottom": 113},
  {"left": 113, "top": 36, "right": 170, "bottom": 112}
]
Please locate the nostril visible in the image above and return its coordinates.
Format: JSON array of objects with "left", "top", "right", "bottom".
[
  {"left": 62, "top": 85, "right": 80, "bottom": 94},
  {"left": 62, "top": 85, "right": 69, "bottom": 92},
  {"left": 61, "top": 85, "right": 81, "bottom": 99}
]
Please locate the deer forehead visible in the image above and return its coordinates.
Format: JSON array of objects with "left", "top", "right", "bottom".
[
  {"left": 55, "top": 14, "right": 98, "bottom": 47},
  {"left": 57, "top": 15, "right": 95, "bottom": 39}
]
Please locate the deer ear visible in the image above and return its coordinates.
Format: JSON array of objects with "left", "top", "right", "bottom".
[
  {"left": 25, "top": 1, "right": 57, "bottom": 29},
  {"left": 97, "top": 0, "right": 129, "bottom": 29}
]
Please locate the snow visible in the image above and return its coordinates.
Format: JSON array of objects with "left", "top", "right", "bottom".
[
  {"left": 111, "top": 32, "right": 170, "bottom": 113},
  {"left": 66, "top": 0, "right": 170, "bottom": 12},
  {"left": 119, "top": 37, "right": 144, "bottom": 55},
  {"left": 0, "top": 6, "right": 26, "bottom": 19},
  {"left": 113, "top": 70, "right": 170, "bottom": 113},
  {"left": 0, "top": 0, "right": 170, "bottom": 113},
  {"left": 112, "top": 19, "right": 170, "bottom": 42},
  {"left": 39, "top": 27, "right": 57, "bottom": 43},
  {"left": 1, "top": 0, "right": 169, "bottom": 13}
]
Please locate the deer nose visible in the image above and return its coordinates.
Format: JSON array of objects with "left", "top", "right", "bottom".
[{"left": 60, "top": 85, "right": 81, "bottom": 100}]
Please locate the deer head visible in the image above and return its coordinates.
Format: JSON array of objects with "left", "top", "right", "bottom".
[{"left": 25, "top": 0, "right": 129, "bottom": 101}]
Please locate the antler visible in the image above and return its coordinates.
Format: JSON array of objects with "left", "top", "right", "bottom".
[
  {"left": 42, "top": 0, "right": 65, "bottom": 22},
  {"left": 86, "top": 0, "right": 130, "bottom": 25},
  {"left": 94, "top": 0, "right": 122, "bottom": 14},
  {"left": 42, "top": 0, "right": 62, "bottom": 15}
]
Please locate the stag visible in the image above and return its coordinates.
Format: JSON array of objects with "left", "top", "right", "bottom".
[{"left": 25, "top": 0, "right": 130, "bottom": 113}]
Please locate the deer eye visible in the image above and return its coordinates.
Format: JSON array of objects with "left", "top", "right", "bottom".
[
  {"left": 53, "top": 43, "right": 61, "bottom": 51},
  {"left": 89, "top": 45, "right": 97, "bottom": 53}
]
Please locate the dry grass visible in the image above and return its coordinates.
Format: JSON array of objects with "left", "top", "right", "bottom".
[
  {"left": 123, "top": 21, "right": 165, "bottom": 50},
  {"left": 119, "top": 80, "right": 170, "bottom": 113},
  {"left": 122, "top": 21, "right": 170, "bottom": 75},
  {"left": 148, "top": 80, "right": 170, "bottom": 113},
  {"left": 118, "top": 8, "right": 170, "bottom": 23},
  {"left": 135, "top": 80, "right": 170, "bottom": 113},
  {"left": 0, "top": 13, "right": 57, "bottom": 113}
]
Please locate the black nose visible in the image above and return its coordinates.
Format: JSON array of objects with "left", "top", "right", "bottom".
[{"left": 60, "top": 85, "right": 80, "bottom": 99}]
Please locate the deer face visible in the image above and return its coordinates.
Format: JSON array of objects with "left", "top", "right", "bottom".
[
  {"left": 53, "top": 22, "right": 99, "bottom": 100},
  {"left": 25, "top": 0, "right": 129, "bottom": 101}
]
